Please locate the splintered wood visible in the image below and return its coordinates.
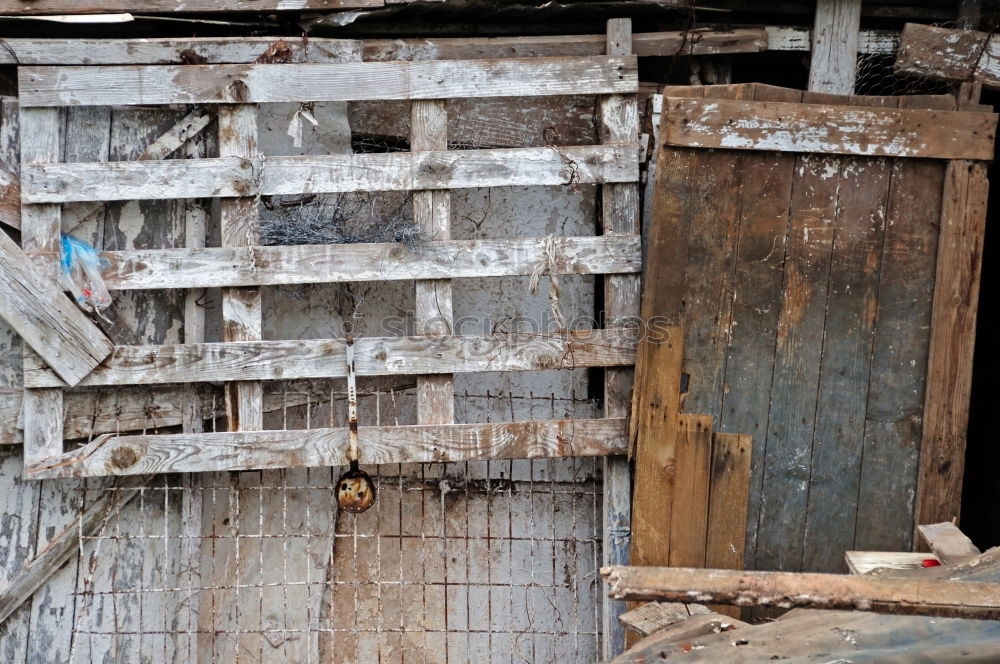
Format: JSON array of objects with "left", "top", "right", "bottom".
[{"left": 14, "top": 48, "right": 641, "bottom": 477}]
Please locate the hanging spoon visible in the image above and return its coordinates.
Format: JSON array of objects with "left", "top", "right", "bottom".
[{"left": 336, "top": 335, "right": 376, "bottom": 513}]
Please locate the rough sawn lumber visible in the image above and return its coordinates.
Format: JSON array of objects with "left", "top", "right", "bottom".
[
  {"left": 895, "top": 23, "right": 1000, "bottom": 89},
  {"left": 601, "top": 564, "right": 1000, "bottom": 619}
]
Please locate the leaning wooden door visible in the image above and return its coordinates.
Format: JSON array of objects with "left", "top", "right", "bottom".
[{"left": 646, "top": 83, "right": 993, "bottom": 572}]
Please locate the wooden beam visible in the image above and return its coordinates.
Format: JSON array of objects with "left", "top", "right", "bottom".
[
  {"left": 0, "top": 99, "right": 18, "bottom": 231},
  {"left": 0, "top": 0, "right": 381, "bottom": 14},
  {"left": 96, "top": 236, "right": 641, "bottom": 290},
  {"left": 661, "top": 97, "right": 997, "bottom": 160},
  {"left": 0, "top": 229, "right": 113, "bottom": 386},
  {"left": 18, "top": 57, "right": 638, "bottom": 107},
  {"left": 21, "top": 145, "right": 638, "bottom": 203},
  {"left": 808, "top": 0, "right": 862, "bottom": 94},
  {"left": 601, "top": 18, "right": 641, "bottom": 660},
  {"left": 915, "top": 161, "right": 988, "bottom": 531},
  {"left": 917, "top": 522, "right": 981, "bottom": 565},
  {"left": 0, "top": 477, "right": 145, "bottom": 624},
  {"left": 765, "top": 26, "right": 897, "bottom": 55},
  {"left": 895, "top": 23, "right": 1000, "bottom": 89},
  {"left": 845, "top": 551, "right": 940, "bottom": 575},
  {"left": 219, "top": 105, "right": 262, "bottom": 433},
  {"left": 412, "top": 99, "right": 455, "bottom": 425},
  {"left": 25, "top": 418, "right": 629, "bottom": 478},
  {"left": 601, "top": 565, "right": 1000, "bottom": 619},
  {"left": 24, "top": 329, "right": 638, "bottom": 389}
]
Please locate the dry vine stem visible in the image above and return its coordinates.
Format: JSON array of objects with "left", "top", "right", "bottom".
[{"left": 601, "top": 565, "right": 1000, "bottom": 620}]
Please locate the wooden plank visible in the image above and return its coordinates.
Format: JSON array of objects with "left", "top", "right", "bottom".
[
  {"left": 618, "top": 601, "right": 712, "bottom": 638},
  {"left": 218, "top": 105, "right": 262, "bottom": 433},
  {"left": 718, "top": 84, "right": 801, "bottom": 571},
  {"left": 756, "top": 137, "right": 840, "bottom": 573},
  {"left": 0, "top": 477, "right": 144, "bottom": 624},
  {"left": 661, "top": 98, "right": 997, "bottom": 160},
  {"left": 0, "top": 229, "right": 113, "bottom": 386},
  {"left": 602, "top": 565, "right": 1000, "bottom": 619},
  {"left": 24, "top": 329, "right": 638, "bottom": 388},
  {"left": 808, "top": 0, "right": 862, "bottom": 94},
  {"left": 0, "top": 99, "right": 18, "bottom": 230},
  {"left": 845, "top": 551, "right": 939, "bottom": 575},
  {"left": 706, "top": 433, "right": 752, "bottom": 573},
  {"left": 364, "top": 28, "right": 767, "bottom": 61},
  {"left": 97, "top": 236, "right": 641, "bottom": 290},
  {"left": 601, "top": 20, "right": 641, "bottom": 658},
  {"left": 611, "top": 612, "right": 748, "bottom": 664},
  {"left": 412, "top": 99, "right": 454, "bottom": 426},
  {"left": 915, "top": 160, "right": 988, "bottom": 531},
  {"left": 766, "top": 26, "right": 898, "bottom": 55},
  {"left": 894, "top": 23, "right": 1000, "bottom": 90},
  {"left": 18, "top": 57, "right": 639, "bottom": 107},
  {"left": 0, "top": 0, "right": 381, "bottom": 14},
  {"left": 668, "top": 414, "right": 713, "bottom": 568},
  {"left": 0, "top": 37, "right": 362, "bottom": 65},
  {"left": 803, "top": 135, "right": 891, "bottom": 571},
  {"left": 22, "top": 144, "right": 638, "bottom": 203},
  {"left": 917, "top": 522, "right": 981, "bottom": 564},
  {"left": 0, "top": 31, "right": 763, "bottom": 66},
  {"left": 25, "top": 418, "right": 629, "bottom": 478}
]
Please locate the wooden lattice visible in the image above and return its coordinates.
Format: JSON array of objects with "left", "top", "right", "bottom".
[{"left": 16, "top": 45, "right": 642, "bottom": 479}]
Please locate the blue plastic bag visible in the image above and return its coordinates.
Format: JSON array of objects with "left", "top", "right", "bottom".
[{"left": 61, "top": 234, "right": 112, "bottom": 312}]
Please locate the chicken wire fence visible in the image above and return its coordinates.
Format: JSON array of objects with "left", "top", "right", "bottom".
[{"left": 60, "top": 385, "right": 606, "bottom": 664}]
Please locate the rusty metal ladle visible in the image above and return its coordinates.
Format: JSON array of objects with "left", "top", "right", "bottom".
[{"left": 336, "top": 336, "right": 376, "bottom": 513}]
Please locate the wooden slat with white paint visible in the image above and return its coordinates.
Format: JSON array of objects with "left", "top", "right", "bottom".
[
  {"left": 18, "top": 56, "right": 638, "bottom": 107},
  {"left": 662, "top": 97, "right": 997, "bottom": 160},
  {"left": 25, "top": 418, "right": 629, "bottom": 478},
  {"left": 97, "top": 235, "right": 640, "bottom": 290},
  {"left": 21, "top": 144, "right": 638, "bottom": 203},
  {"left": 600, "top": 18, "right": 640, "bottom": 661},
  {"left": 894, "top": 23, "right": 1000, "bottom": 90},
  {"left": 0, "top": 99, "right": 19, "bottom": 230},
  {"left": 808, "top": 0, "right": 862, "bottom": 94},
  {"left": 24, "top": 329, "right": 637, "bottom": 389},
  {"left": 218, "top": 104, "right": 263, "bottom": 433}
]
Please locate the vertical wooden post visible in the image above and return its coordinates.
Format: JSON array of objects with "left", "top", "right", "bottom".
[
  {"left": 914, "top": 159, "right": 988, "bottom": 533},
  {"left": 411, "top": 100, "right": 454, "bottom": 423},
  {"left": 219, "top": 104, "right": 262, "bottom": 432},
  {"left": 958, "top": 0, "right": 981, "bottom": 29},
  {"left": 808, "top": 0, "right": 862, "bottom": 94},
  {"left": 19, "top": 107, "right": 63, "bottom": 468},
  {"left": 600, "top": 17, "right": 641, "bottom": 659}
]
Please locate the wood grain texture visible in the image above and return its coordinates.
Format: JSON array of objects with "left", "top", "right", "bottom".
[
  {"left": 0, "top": 229, "right": 113, "bottom": 386},
  {"left": 917, "top": 522, "right": 980, "bottom": 564},
  {"left": 611, "top": 612, "right": 748, "bottom": 664},
  {"left": 18, "top": 57, "right": 638, "bottom": 107},
  {"left": 97, "top": 236, "right": 641, "bottom": 290},
  {"left": 25, "top": 418, "right": 629, "bottom": 478},
  {"left": 617, "top": 601, "right": 713, "bottom": 638},
  {"left": 808, "top": 0, "right": 862, "bottom": 94},
  {"left": 0, "top": 37, "right": 362, "bottom": 65},
  {"left": 601, "top": 20, "right": 640, "bottom": 658},
  {"left": 915, "top": 160, "right": 988, "bottom": 531},
  {"left": 0, "top": 478, "right": 144, "bottom": 623},
  {"left": 894, "top": 23, "right": 1000, "bottom": 89},
  {"left": 602, "top": 565, "right": 1000, "bottom": 619},
  {"left": 662, "top": 97, "right": 997, "bottom": 160},
  {"left": 0, "top": 0, "right": 381, "bottom": 13},
  {"left": 218, "top": 104, "right": 262, "bottom": 433},
  {"left": 706, "top": 433, "right": 752, "bottom": 573},
  {"left": 412, "top": 99, "right": 455, "bottom": 425},
  {"left": 24, "top": 329, "right": 637, "bottom": 388},
  {"left": 668, "top": 414, "right": 713, "bottom": 568},
  {"left": 0, "top": 99, "right": 19, "bottom": 230},
  {"left": 22, "top": 144, "right": 638, "bottom": 203}
]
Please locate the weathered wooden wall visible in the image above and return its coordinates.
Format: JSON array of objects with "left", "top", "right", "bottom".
[{"left": 652, "top": 84, "right": 959, "bottom": 573}]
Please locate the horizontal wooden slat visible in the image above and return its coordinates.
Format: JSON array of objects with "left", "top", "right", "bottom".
[
  {"left": 0, "top": 229, "right": 113, "bottom": 386},
  {"left": 97, "top": 236, "right": 640, "bottom": 290},
  {"left": 0, "top": 0, "right": 381, "bottom": 14},
  {"left": 21, "top": 144, "right": 638, "bottom": 203},
  {"left": 26, "top": 418, "right": 628, "bottom": 478},
  {"left": 25, "top": 329, "right": 637, "bottom": 388},
  {"left": 0, "top": 31, "right": 762, "bottom": 66},
  {"left": 894, "top": 23, "right": 1000, "bottom": 90},
  {"left": 18, "top": 56, "right": 638, "bottom": 107},
  {"left": 663, "top": 97, "right": 997, "bottom": 160}
]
